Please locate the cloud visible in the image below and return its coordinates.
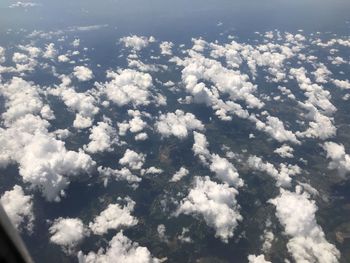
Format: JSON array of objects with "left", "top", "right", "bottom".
[
  {"left": 192, "top": 131, "right": 211, "bottom": 164},
  {"left": 210, "top": 154, "right": 243, "bottom": 187},
  {"left": 192, "top": 132, "right": 243, "bottom": 187},
  {"left": 9, "top": 2, "right": 39, "bottom": 8},
  {"left": 323, "top": 141, "right": 350, "bottom": 178},
  {"left": 49, "top": 79, "right": 99, "bottom": 129},
  {"left": 253, "top": 116, "right": 300, "bottom": 144},
  {"left": 247, "top": 156, "right": 300, "bottom": 187},
  {"left": 332, "top": 79, "right": 350, "bottom": 90},
  {"left": 290, "top": 67, "right": 337, "bottom": 140},
  {"left": 160, "top": 41, "right": 173, "bottom": 56},
  {"left": 0, "top": 77, "right": 53, "bottom": 124},
  {"left": 135, "top": 132, "right": 148, "bottom": 141},
  {"left": 84, "top": 120, "right": 118, "bottom": 154},
  {"left": 74, "top": 66, "right": 94, "bottom": 82},
  {"left": 119, "top": 149, "right": 145, "bottom": 170},
  {"left": 58, "top": 55, "right": 70, "bottom": 63},
  {"left": 0, "top": 77, "right": 95, "bottom": 201},
  {"left": 143, "top": 167, "right": 163, "bottom": 175},
  {"left": 155, "top": 110, "right": 204, "bottom": 139},
  {"left": 43, "top": 43, "right": 57, "bottom": 59},
  {"left": 89, "top": 197, "right": 138, "bottom": 235},
  {"left": 101, "top": 69, "right": 154, "bottom": 107},
  {"left": 49, "top": 217, "right": 89, "bottom": 254},
  {"left": 176, "top": 176, "right": 242, "bottom": 243},
  {"left": 170, "top": 167, "right": 189, "bottom": 182},
  {"left": 77, "top": 231, "right": 160, "bottom": 263},
  {"left": 248, "top": 255, "right": 271, "bottom": 263},
  {"left": 98, "top": 167, "right": 141, "bottom": 187},
  {"left": 118, "top": 116, "right": 147, "bottom": 136},
  {"left": 0, "top": 185, "right": 34, "bottom": 232},
  {"left": 120, "top": 35, "right": 154, "bottom": 51},
  {"left": 269, "top": 187, "right": 340, "bottom": 263},
  {"left": 0, "top": 47, "right": 5, "bottom": 63},
  {"left": 173, "top": 50, "right": 263, "bottom": 121},
  {"left": 274, "top": 144, "right": 294, "bottom": 158}
]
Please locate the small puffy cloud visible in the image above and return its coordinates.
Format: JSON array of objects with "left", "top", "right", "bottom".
[
  {"left": 176, "top": 176, "right": 242, "bottom": 243},
  {"left": 143, "top": 167, "right": 163, "bottom": 175},
  {"left": 0, "top": 185, "right": 34, "bottom": 232},
  {"left": 332, "top": 79, "right": 350, "bottom": 90},
  {"left": 89, "top": 198, "right": 138, "bottom": 235},
  {"left": 49, "top": 217, "right": 89, "bottom": 254},
  {"left": 102, "top": 69, "right": 154, "bottom": 107},
  {"left": 77, "top": 231, "right": 160, "bottom": 263},
  {"left": 192, "top": 131, "right": 211, "bottom": 164},
  {"left": 254, "top": 116, "right": 300, "bottom": 144},
  {"left": 119, "top": 149, "right": 145, "bottom": 170},
  {"left": 118, "top": 116, "right": 147, "bottom": 136},
  {"left": 9, "top": 2, "right": 39, "bottom": 8},
  {"left": 247, "top": 156, "right": 300, "bottom": 187},
  {"left": 170, "top": 167, "right": 189, "bottom": 182},
  {"left": 290, "top": 67, "right": 337, "bottom": 140},
  {"left": 72, "top": 39, "right": 80, "bottom": 47},
  {"left": 84, "top": 121, "right": 118, "bottom": 154},
  {"left": 49, "top": 82, "right": 99, "bottom": 129},
  {"left": 0, "top": 77, "right": 48, "bottom": 124},
  {"left": 58, "top": 55, "right": 70, "bottom": 63},
  {"left": 98, "top": 167, "right": 141, "bottom": 187},
  {"left": 0, "top": 47, "right": 5, "bottom": 63},
  {"left": 155, "top": 110, "right": 204, "bottom": 139},
  {"left": 12, "top": 52, "right": 29, "bottom": 64},
  {"left": 274, "top": 144, "right": 294, "bottom": 158},
  {"left": 323, "top": 141, "right": 350, "bottom": 178},
  {"left": 192, "top": 132, "right": 243, "bottom": 187},
  {"left": 160, "top": 41, "right": 173, "bottom": 56},
  {"left": 120, "top": 35, "right": 154, "bottom": 51},
  {"left": 210, "top": 154, "right": 243, "bottom": 187},
  {"left": 43, "top": 43, "right": 57, "bottom": 59},
  {"left": 74, "top": 66, "right": 93, "bottom": 81},
  {"left": 135, "top": 132, "right": 148, "bottom": 141},
  {"left": 269, "top": 188, "right": 340, "bottom": 263},
  {"left": 248, "top": 255, "right": 271, "bottom": 263}
]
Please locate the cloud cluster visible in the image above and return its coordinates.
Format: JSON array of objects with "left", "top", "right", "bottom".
[
  {"left": 0, "top": 78, "right": 95, "bottom": 201},
  {"left": 290, "top": 67, "right": 336, "bottom": 140},
  {"left": 176, "top": 176, "right": 242, "bottom": 242},
  {"left": 0, "top": 185, "right": 34, "bottom": 232},
  {"left": 155, "top": 110, "right": 204, "bottom": 139},
  {"left": 269, "top": 188, "right": 340, "bottom": 263}
]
